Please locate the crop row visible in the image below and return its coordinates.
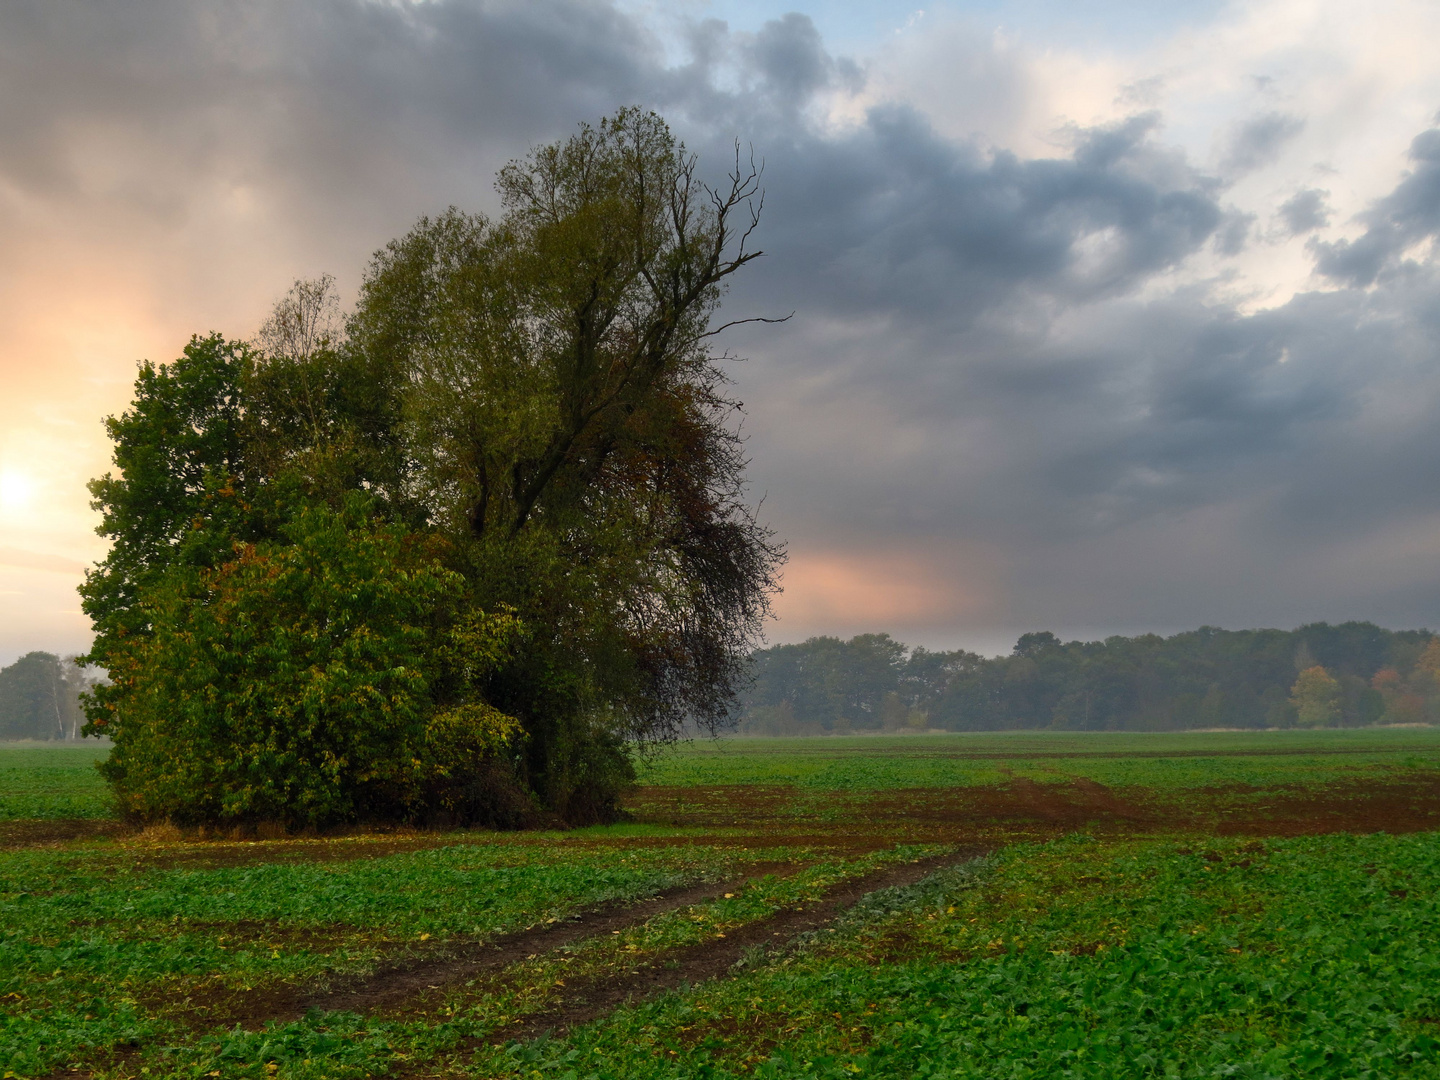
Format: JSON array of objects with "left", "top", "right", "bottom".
[{"left": 506, "top": 831, "right": 1440, "bottom": 1079}]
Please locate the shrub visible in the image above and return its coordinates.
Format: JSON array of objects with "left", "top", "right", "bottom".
[{"left": 87, "top": 495, "right": 525, "bottom": 828}]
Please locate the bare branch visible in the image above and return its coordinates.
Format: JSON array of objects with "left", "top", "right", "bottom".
[{"left": 700, "top": 313, "right": 795, "bottom": 339}]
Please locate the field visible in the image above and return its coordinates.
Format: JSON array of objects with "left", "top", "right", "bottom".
[{"left": 2, "top": 729, "right": 1440, "bottom": 1079}]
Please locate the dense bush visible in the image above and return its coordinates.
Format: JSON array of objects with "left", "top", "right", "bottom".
[{"left": 89, "top": 496, "right": 526, "bottom": 828}]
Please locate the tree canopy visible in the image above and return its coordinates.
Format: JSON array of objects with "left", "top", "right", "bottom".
[{"left": 81, "top": 109, "right": 782, "bottom": 827}]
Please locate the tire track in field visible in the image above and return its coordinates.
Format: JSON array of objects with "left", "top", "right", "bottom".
[
  {"left": 171, "top": 864, "right": 799, "bottom": 1029},
  {"left": 299, "top": 866, "right": 794, "bottom": 1017},
  {"left": 483, "top": 847, "right": 990, "bottom": 1046}
]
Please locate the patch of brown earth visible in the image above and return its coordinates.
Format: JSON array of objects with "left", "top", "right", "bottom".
[
  {"left": 0, "top": 818, "right": 132, "bottom": 849},
  {"left": 1068, "top": 777, "right": 1155, "bottom": 821},
  {"left": 40, "top": 1046, "right": 143, "bottom": 1080},
  {"left": 631, "top": 774, "right": 1440, "bottom": 839},
  {"left": 1213, "top": 775, "right": 1440, "bottom": 836}
]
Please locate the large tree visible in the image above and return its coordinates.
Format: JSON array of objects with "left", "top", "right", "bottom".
[
  {"left": 350, "top": 109, "right": 782, "bottom": 817},
  {"left": 82, "top": 109, "right": 781, "bottom": 826}
]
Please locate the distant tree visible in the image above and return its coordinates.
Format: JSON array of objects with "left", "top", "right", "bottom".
[
  {"left": 1371, "top": 638, "right": 1440, "bottom": 724},
  {"left": 0, "top": 652, "right": 91, "bottom": 741},
  {"left": 1290, "top": 666, "right": 1343, "bottom": 728},
  {"left": 739, "top": 634, "right": 904, "bottom": 732}
]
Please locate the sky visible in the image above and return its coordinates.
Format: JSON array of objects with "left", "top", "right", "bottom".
[{"left": 5, "top": 0, "right": 1440, "bottom": 665}]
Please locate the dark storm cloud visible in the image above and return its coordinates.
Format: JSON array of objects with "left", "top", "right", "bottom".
[
  {"left": 740, "top": 11, "right": 862, "bottom": 103},
  {"left": 1213, "top": 209, "right": 1255, "bottom": 254},
  {"left": 7, "top": 0, "right": 1440, "bottom": 641},
  {"left": 0, "top": 0, "right": 664, "bottom": 243},
  {"left": 737, "top": 109, "right": 1223, "bottom": 334}
]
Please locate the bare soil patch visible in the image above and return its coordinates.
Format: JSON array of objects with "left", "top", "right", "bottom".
[
  {"left": 1213, "top": 776, "right": 1440, "bottom": 836},
  {"left": 630, "top": 774, "right": 1440, "bottom": 840},
  {"left": 0, "top": 818, "right": 132, "bottom": 849}
]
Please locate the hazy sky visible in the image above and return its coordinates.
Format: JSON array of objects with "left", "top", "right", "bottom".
[{"left": 5, "top": 0, "right": 1440, "bottom": 665}]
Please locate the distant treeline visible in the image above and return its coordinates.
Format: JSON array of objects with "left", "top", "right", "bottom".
[
  {"left": 736, "top": 623, "right": 1440, "bottom": 734},
  {"left": 0, "top": 653, "right": 96, "bottom": 741}
]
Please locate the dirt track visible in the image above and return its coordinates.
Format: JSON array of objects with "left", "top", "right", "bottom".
[
  {"left": 486, "top": 849, "right": 986, "bottom": 1045},
  {"left": 157, "top": 863, "right": 801, "bottom": 1031},
  {"left": 302, "top": 869, "right": 793, "bottom": 1018}
]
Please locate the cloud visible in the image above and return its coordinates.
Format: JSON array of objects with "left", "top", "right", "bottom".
[
  {"left": 1312, "top": 127, "right": 1440, "bottom": 286},
  {"left": 1277, "top": 188, "right": 1332, "bottom": 234},
  {"left": 1221, "top": 112, "right": 1306, "bottom": 175},
  {"left": 5, "top": 0, "right": 1440, "bottom": 661},
  {"left": 740, "top": 107, "right": 1222, "bottom": 340},
  {"left": 0, "top": 547, "right": 87, "bottom": 576}
]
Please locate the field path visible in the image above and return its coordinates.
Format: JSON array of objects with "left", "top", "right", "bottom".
[
  {"left": 301, "top": 870, "right": 789, "bottom": 1017},
  {"left": 172, "top": 864, "right": 797, "bottom": 1031},
  {"left": 484, "top": 847, "right": 988, "bottom": 1046}
]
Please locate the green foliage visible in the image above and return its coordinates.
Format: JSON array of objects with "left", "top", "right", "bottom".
[
  {"left": 513, "top": 833, "right": 1440, "bottom": 1078},
  {"left": 1291, "top": 664, "right": 1343, "bottom": 727},
  {"left": 81, "top": 110, "right": 781, "bottom": 826},
  {"left": 0, "top": 838, "right": 739, "bottom": 1078},
  {"left": 740, "top": 622, "right": 1430, "bottom": 733},
  {"left": 4, "top": 737, "right": 1440, "bottom": 1078},
  {"left": 345, "top": 108, "right": 781, "bottom": 813},
  {"left": 80, "top": 333, "right": 253, "bottom": 657},
  {"left": 91, "top": 494, "right": 524, "bottom": 828}
]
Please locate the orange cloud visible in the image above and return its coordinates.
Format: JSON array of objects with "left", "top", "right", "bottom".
[{"left": 772, "top": 544, "right": 1005, "bottom": 635}]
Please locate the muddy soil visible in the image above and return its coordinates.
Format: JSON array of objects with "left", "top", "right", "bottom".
[
  {"left": 0, "top": 818, "right": 132, "bottom": 849},
  {"left": 628, "top": 774, "right": 1440, "bottom": 839}
]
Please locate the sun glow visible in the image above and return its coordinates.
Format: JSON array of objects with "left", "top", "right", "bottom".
[{"left": 0, "top": 469, "right": 37, "bottom": 512}]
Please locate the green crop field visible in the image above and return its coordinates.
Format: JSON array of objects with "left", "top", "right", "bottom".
[
  {"left": 0, "top": 742, "right": 114, "bottom": 821},
  {"left": 2, "top": 730, "right": 1439, "bottom": 1079}
]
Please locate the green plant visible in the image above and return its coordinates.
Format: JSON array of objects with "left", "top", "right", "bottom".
[{"left": 90, "top": 494, "right": 522, "bottom": 828}]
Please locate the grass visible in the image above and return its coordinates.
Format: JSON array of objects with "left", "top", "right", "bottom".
[
  {"left": 637, "top": 728, "right": 1440, "bottom": 791},
  {"left": 513, "top": 832, "right": 1440, "bottom": 1078},
  {"left": 0, "top": 741, "right": 114, "bottom": 820},
  {"left": 1, "top": 730, "right": 1438, "bottom": 1078},
  {"left": 0, "top": 837, "right": 762, "bottom": 1076}
]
